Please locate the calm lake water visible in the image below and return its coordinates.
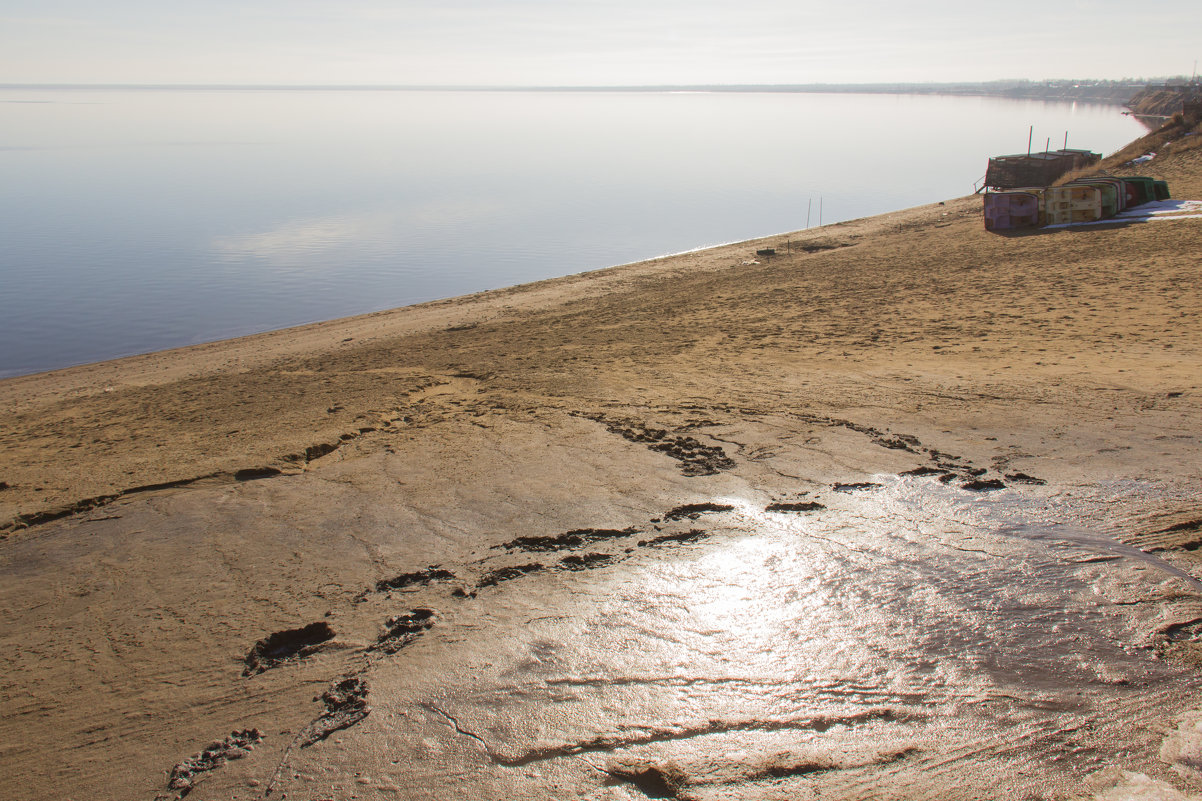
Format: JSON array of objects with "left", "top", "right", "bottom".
[{"left": 0, "top": 88, "right": 1147, "bottom": 377}]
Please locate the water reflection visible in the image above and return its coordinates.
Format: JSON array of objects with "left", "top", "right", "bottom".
[
  {"left": 0, "top": 88, "right": 1148, "bottom": 376},
  {"left": 342, "top": 476, "right": 1201, "bottom": 798}
]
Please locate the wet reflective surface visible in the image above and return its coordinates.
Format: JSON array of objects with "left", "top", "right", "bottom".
[
  {"left": 259, "top": 475, "right": 1202, "bottom": 799},
  {"left": 4, "top": 425, "right": 1201, "bottom": 799}
]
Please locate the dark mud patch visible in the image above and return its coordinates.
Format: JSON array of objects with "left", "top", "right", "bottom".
[
  {"left": 301, "top": 676, "right": 370, "bottom": 747},
  {"left": 163, "top": 728, "right": 263, "bottom": 798},
  {"left": 800, "top": 415, "right": 921, "bottom": 454},
  {"left": 917, "top": 449, "right": 999, "bottom": 485},
  {"left": 1152, "top": 521, "right": 1202, "bottom": 552},
  {"left": 878, "top": 436, "right": 921, "bottom": 451},
  {"left": 601, "top": 746, "right": 918, "bottom": 798},
  {"left": 1004, "top": 472, "right": 1047, "bottom": 485},
  {"left": 3, "top": 474, "right": 220, "bottom": 534},
  {"left": 582, "top": 414, "right": 735, "bottom": 476},
  {"left": 6, "top": 499, "right": 116, "bottom": 533},
  {"left": 502, "top": 709, "right": 899, "bottom": 768},
  {"left": 744, "top": 747, "right": 917, "bottom": 783},
  {"left": 233, "top": 466, "right": 282, "bottom": 481},
  {"left": 277, "top": 440, "right": 345, "bottom": 467},
  {"left": 477, "top": 563, "right": 546, "bottom": 588},
  {"left": 372, "top": 608, "right": 435, "bottom": 654},
  {"left": 1132, "top": 517, "right": 1202, "bottom": 553},
  {"left": 648, "top": 437, "right": 736, "bottom": 477},
  {"left": 1151, "top": 617, "right": 1202, "bottom": 665},
  {"left": 243, "top": 622, "right": 335, "bottom": 677},
  {"left": 1156, "top": 617, "right": 1202, "bottom": 643},
  {"left": 901, "top": 466, "right": 950, "bottom": 478},
  {"left": 962, "top": 478, "right": 1007, "bottom": 492},
  {"left": 639, "top": 529, "right": 707, "bottom": 547},
  {"left": 797, "top": 239, "right": 856, "bottom": 254},
  {"left": 303, "top": 442, "right": 339, "bottom": 461},
  {"left": 375, "top": 566, "right": 456, "bottom": 592},
  {"left": 604, "top": 763, "right": 687, "bottom": 799},
  {"left": 833, "top": 482, "right": 883, "bottom": 493},
  {"left": 663, "top": 503, "right": 735, "bottom": 521},
  {"left": 560, "top": 553, "right": 616, "bottom": 571},
  {"left": 500, "top": 527, "right": 638, "bottom": 553},
  {"left": 1157, "top": 518, "right": 1202, "bottom": 536},
  {"left": 746, "top": 759, "right": 835, "bottom": 780},
  {"left": 765, "top": 501, "right": 826, "bottom": 513}
]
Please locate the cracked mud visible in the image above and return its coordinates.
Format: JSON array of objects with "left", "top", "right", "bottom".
[
  {"left": 582, "top": 414, "right": 736, "bottom": 476},
  {"left": 373, "top": 566, "right": 456, "bottom": 593},
  {"left": 372, "top": 608, "right": 436, "bottom": 654},
  {"left": 499, "top": 527, "right": 638, "bottom": 553},
  {"left": 300, "top": 676, "right": 370, "bottom": 747},
  {"left": 159, "top": 729, "right": 263, "bottom": 799}
]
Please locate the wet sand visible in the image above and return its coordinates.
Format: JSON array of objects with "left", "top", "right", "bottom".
[{"left": 2, "top": 143, "right": 1202, "bottom": 800}]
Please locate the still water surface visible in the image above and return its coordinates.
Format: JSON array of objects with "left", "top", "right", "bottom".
[{"left": 0, "top": 89, "right": 1147, "bottom": 376}]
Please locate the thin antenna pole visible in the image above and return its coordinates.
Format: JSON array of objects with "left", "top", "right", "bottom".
[
  {"left": 807, "top": 198, "right": 812, "bottom": 228},
  {"left": 1064, "top": 131, "right": 1068, "bottom": 149},
  {"left": 1045, "top": 137, "right": 1050, "bottom": 154},
  {"left": 819, "top": 196, "right": 823, "bottom": 226},
  {"left": 1027, "top": 125, "right": 1033, "bottom": 156}
]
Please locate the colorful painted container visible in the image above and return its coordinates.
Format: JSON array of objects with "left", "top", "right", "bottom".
[
  {"left": 1044, "top": 185, "right": 1103, "bottom": 224},
  {"left": 1007, "top": 186, "right": 1048, "bottom": 224},
  {"left": 983, "top": 191, "right": 1042, "bottom": 230},
  {"left": 1118, "top": 180, "right": 1140, "bottom": 208},
  {"left": 1078, "top": 177, "right": 1128, "bottom": 211},
  {"left": 1067, "top": 180, "right": 1120, "bottom": 218},
  {"left": 1121, "top": 177, "right": 1157, "bottom": 206}
]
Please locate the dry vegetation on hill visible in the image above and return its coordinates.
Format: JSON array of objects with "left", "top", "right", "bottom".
[{"left": 1056, "top": 111, "right": 1202, "bottom": 195}]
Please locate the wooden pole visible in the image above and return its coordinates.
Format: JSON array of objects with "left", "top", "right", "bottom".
[{"left": 1027, "top": 125, "right": 1033, "bottom": 156}]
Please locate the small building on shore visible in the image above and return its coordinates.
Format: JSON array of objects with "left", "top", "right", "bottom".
[{"left": 985, "top": 149, "right": 1100, "bottom": 190}]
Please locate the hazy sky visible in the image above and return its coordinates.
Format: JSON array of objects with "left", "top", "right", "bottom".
[{"left": 2, "top": 1, "right": 1198, "bottom": 86}]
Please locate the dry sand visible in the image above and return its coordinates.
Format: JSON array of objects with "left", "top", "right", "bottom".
[{"left": 2, "top": 137, "right": 1202, "bottom": 800}]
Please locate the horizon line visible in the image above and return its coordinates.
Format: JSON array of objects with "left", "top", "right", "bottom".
[{"left": 1, "top": 78, "right": 1191, "bottom": 92}]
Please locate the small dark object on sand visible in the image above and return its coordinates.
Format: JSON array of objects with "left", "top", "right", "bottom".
[
  {"left": 243, "top": 622, "right": 335, "bottom": 676},
  {"left": 166, "top": 729, "right": 263, "bottom": 794},
  {"left": 766, "top": 501, "right": 826, "bottom": 513}
]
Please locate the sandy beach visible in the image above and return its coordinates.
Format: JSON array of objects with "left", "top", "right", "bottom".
[{"left": 3, "top": 127, "right": 1202, "bottom": 800}]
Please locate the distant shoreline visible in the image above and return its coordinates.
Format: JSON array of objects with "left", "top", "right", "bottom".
[{"left": 0, "top": 80, "right": 1151, "bottom": 105}]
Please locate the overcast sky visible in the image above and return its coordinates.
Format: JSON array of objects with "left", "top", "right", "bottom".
[{"left": 2, "top": 1, "right": 1198, "bottom": 86}]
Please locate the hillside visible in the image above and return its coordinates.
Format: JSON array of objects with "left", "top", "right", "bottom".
[
  {"left": 1057, "top": 107, "right": 1202, "bottom": 195},
  {"left": 1127, "top": 84, "right": 1202, "bottom": 118}
]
